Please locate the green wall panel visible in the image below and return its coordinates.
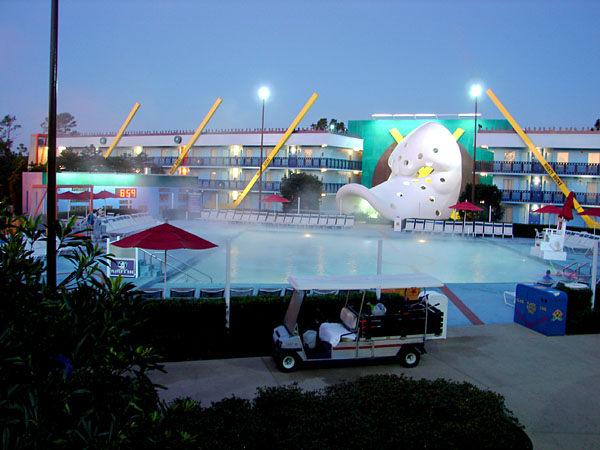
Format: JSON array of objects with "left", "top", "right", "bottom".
[{"left": 349, "top": 119, "right": 510, "bottom": 188}]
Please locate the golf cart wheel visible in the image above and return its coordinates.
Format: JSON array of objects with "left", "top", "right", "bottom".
[
  {"left": 398, "top": 346, "right": 420, "bottom": 368},
  {"left": 277, "top": 352, "right": 300, "bottom": 372}
]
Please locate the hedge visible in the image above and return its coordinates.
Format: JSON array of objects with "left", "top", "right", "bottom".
[
  {"left": 137, "top": 292, "right": 372, "bottom": 361},
  {"left": 154, "top": 374, "right": 531, "bottom": 449},
  {"left": 138, "top": 288, "right": 599, "bottom": 361}
]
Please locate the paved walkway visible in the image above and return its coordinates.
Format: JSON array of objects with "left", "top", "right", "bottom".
[{"left": 150, "top": 323, "right": 600, "bottom": 450}]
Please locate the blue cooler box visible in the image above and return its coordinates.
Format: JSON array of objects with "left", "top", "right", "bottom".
[{"left": 514, "top": 283, "right": 568, "bottom": 336}]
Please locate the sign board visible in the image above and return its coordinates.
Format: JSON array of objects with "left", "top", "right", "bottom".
[
  {"left": 109, "top": 258, "right": 137, "bottom": 278},
  {"left": 118, "top": 188, "right": 137, "bottom": 198}
]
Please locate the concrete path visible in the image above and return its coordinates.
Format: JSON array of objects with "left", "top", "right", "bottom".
[{"left": 150, "top": 323, "right": 600, "bottom": 450}]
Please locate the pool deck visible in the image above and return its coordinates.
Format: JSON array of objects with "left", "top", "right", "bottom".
[{"left": 150, "top": 323, "right": 600, "bottom": 450}]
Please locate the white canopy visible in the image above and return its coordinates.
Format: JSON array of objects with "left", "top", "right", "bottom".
[{"left": 288, "top": 273, "right": 444, "bottom": 291}]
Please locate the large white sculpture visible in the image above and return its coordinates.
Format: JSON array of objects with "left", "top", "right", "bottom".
[{"left": 336, "top": 122, "right": 463, "bottom": 221}]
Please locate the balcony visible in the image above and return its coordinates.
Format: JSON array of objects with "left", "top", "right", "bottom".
[
  {"left": 477, "top": 160, "right": 600, "bottom": 176},
  {"left": 153, "top": 156, "right": 362, "bottom": 171},
  {"left": 197, "top": 179, "right": 346, "bottom": 194},
  {"left": 501, "top": 189, "right": 600, "bottom": 206}
]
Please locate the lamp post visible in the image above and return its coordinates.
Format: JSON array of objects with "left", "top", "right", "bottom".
[
  {"left": 470, "top": 84, "right": 482, "bottom": 206},
  {"left": 258, "top": 87, "right": 270, "bottom": 210}
]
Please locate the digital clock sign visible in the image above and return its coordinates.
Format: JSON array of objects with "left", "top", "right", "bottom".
[{"left": 118, "top": 188, "right": 137, "bottom": 198}]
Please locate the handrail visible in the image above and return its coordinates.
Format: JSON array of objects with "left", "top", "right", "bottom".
[{"left": 139, "top": 248, "right": 213, "bottom": 283}]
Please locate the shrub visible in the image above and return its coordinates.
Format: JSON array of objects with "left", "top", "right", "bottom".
[
  {"left": 0, "top": 203, "right": 166, "bottom": 448},
  {"left": 159, "top": 375, "right": 531, "bottom": 449},
  {"left": 138, "top": 291, "right": 382, "bottom": 361}
]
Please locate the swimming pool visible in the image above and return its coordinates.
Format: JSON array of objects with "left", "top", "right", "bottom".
[{"left": 151, "top": 220, "right": 554, "bottom": 287}]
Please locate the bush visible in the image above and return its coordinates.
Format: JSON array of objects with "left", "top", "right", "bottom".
[
  {"left": 0, "top": 204, "right": 167, "bottom": 448},
  {"left": 138, "top": 291, "right": 381, "bottom": 361},
  {"left": 158, "top": 375, "right": 531, "bottom": 449}
]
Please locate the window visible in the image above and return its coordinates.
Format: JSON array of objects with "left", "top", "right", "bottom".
[
  {"left": 557, "top": 152, "right": 569, "bottom": 163},
  {"left": 503, "top": 179, "right": 514, "bottom": 190},
  {"left": 588, "top": 153, "right": 600, "bottom": 164},
  {"left": 504, "top": 207, "right": 513, "bottom": 222},
  {"left": 504, "top": 151, "right": 516, "bottom": 162},
  {"left": 587, "top": 182, "right": 598, "bottom": 195}
]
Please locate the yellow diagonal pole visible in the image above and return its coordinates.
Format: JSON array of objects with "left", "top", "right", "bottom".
[
  {"left": 169, "top": 98, "right": 222, "bottom": 175},
  {"left": 104, "top": 102, "right": 140, "bottom": 158},
  {"left": 224, "top": 92, "right": 319, "bottom": 209},
  {"left": 486, "top": 88, "right": 596, "bottom": 228},
  {"left": 389, "top": 128, "right": 404, "bottom": 144}
]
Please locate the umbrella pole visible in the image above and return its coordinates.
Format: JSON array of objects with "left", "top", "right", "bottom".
[{"left": 163, "top": 249, "right": 167, "bottom": 299}]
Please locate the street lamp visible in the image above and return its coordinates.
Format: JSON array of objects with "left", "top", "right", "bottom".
[
  {"left": 258, "top": 87, "right": 270, "bottom": 210},
  {"left": 470, "top": 84, "right": 482, "bottom": 206}
]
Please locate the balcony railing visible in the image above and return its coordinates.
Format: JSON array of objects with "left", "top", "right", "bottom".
[
  {"left": 477, "top": 160, "right": 600, "bottom": 176},
  {"left": 197, "top": 179, "right": 345, "bottom": 194},
  {"left": 501, "top": 189, "right": 600, "bottom": 206},
  {"left": 153, "top": 156, "right": 361, "bottom": 171}
]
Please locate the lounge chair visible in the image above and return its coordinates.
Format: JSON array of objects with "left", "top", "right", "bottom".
[
  {"left": 257, "top": 288, "right": 282, "bottom": 296},
  {"left": 493, "top": 223, "right": 504, "bottom": 237},
  {"left": 137, "top": 288, "right": 163, "bottom": 299},
  {"left": 229, "top": 287, "right": 254, "bottom": 297},
  {"left": 170, "top": 287, "right": 196, "bottom": 298},
  {"left": 483, "top": 222, "right": 494, "bottom": 237},
  {"left": 199, "top": 288, "right": 225, "bottom": 298},
  {"left": 433, "top": 220, "right": 444, "bottom": 233},
  {"left": 474, "top": 222, "right": 484, "bottom": 236}
]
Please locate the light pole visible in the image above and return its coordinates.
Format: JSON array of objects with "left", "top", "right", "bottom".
[
  {"left": 470, "top": 84, "right": 482, "bottom": 206},
  {"left": 258, "top": 87, "right": 270, "bottom": 210}
]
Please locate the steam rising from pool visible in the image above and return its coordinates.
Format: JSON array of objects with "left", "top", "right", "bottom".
[{"left": 159, "top": 220, "right": 552, "bottom": 286}]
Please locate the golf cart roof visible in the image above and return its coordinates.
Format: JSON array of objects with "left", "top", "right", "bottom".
[{"left": 288, "top": 273, "right": 444, "bottom": 291}]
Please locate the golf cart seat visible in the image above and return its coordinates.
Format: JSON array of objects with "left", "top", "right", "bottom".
[{"left": 318, "top": 307, "right": 358, "bottom": 347}]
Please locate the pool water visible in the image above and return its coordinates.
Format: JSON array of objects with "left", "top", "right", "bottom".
[{"left": 156, "top": 221, "right": 554, "bottom": 287}]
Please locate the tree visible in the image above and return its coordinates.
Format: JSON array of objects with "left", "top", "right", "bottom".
[
  {"left": 310, "top": 118, "right": 347, "bottom": 133},
  {"left": 0, "top": 115, "right": 21, "bottom": 154},
  {"left": 329, "top": 118, "right": 347, "bottom": 133},
  {"left": 460, "top": 183, "right": 504, "bottom": 221},
  {"left": 41, "top": 112, "right": 78, "bottom": 135},
  {"left": 280, "top": 172, "right": 323, "bottom": 212},
  {"left": 594, "top": 119, "right": 600, "bottom": 131},
  {"left": 311, "top": 118, "right": 328, "bottom": 130},
  {"left": 0, "top": 115, "right": 27, "bottom": 212}
]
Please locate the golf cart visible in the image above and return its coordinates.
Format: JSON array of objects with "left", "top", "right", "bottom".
[{"left": 272, "top": 273, "right": 448, "bottom": 372}]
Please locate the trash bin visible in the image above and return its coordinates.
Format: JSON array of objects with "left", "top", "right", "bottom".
[{"left": 514, "top": 283, "right": 568, "bottom": 336}]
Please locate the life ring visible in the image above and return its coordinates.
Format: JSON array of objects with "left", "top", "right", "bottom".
[{"left": 551, "top": 240, "right": 562, "bottom": 251}]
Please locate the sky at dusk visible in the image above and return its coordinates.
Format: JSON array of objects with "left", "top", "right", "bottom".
[{"left": 2, "top": 0, "right": 599, "bottom": 148}]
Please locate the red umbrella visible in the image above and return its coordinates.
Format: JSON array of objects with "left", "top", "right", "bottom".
[
  {"left": 261, "top": 194, "right": 290, "bottom": 203},
  {"left": 112, "top": 223, "right": 218, "bottom": 297},
  {"left": 93, "top": 190, "right": 119, "bottom": 199},
  {"left": 532, "top": 205, "right": 563, "bottom": 214},
  {"left": 93, "top": 190, "right": 119, "bottom": 211},
  {"left": 559, "top": 192, "right": 575, "bottom": 220},
  {"left": 58, "top": 191, "right": 91, "bottom": 218},
  {"left": 449, "top": 201, "right": 484, "bottom": 233},
  {"left": 449, "top": 200, "right": 484, "bottom": 212},
  {"left": 57, "top": 191, "right": 90, "bottom": 200}
]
